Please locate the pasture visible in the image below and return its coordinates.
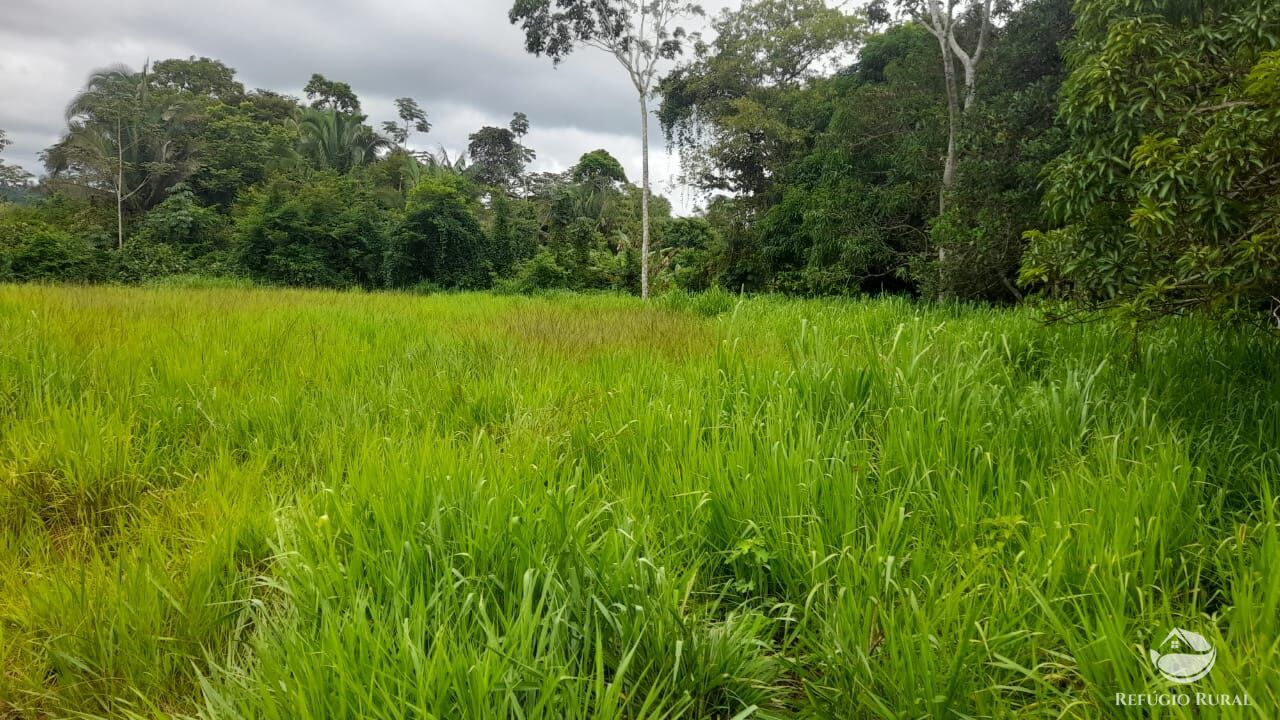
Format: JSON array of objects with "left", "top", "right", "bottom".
[{"left": 1, "top": 284, "right": 1277, "bottom": 718}]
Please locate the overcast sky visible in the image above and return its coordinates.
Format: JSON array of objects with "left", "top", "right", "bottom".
[{"left": 0, "top": 0, "right": 736, "bottom": 213}]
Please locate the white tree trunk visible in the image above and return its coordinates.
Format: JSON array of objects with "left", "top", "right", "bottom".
[
  {"left": 639, "top": 93, "right": 651, "bottom": 300},
  {"left": 116, "top": 116, "right": 124, "bottom": 251},
  {"left": 935, "top": 30, "right": 960, "bottom": 217}
]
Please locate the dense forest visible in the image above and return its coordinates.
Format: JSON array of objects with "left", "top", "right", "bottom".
[{"left": 1, "top": 0, "right": 1278, "bottom": 324}]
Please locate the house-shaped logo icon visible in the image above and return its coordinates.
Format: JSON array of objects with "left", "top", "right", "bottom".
[{"left": 1149, "top": 628, "right": 1216, "bottom": 684}]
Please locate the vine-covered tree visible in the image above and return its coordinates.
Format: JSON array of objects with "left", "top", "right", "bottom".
[
  {"left": 235, "top": 172, "right": 386, "bottom": 287},
  {"left": 387, "top": 174, "right": 492, "bottom": 289}
]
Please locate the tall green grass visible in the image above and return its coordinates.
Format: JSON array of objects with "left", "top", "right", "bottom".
[{"left": 1, "top": 285, "right": 1276, "bottom": 718}]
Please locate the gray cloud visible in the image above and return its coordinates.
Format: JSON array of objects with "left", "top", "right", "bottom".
[{"left": 0, "top": 0, "right": 734, "bottom": 213}]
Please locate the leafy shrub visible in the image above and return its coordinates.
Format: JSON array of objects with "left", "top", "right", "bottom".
[
  {"left": 385, "top": 174, "right": 492, "bottom": 289},
  {"left": 132, "top": 184, "right": 231, "bottom": 255},
  {"left": 494, "top": 249, "right": 572, "bottom": 294},
  {"left": 0, "top": 213, "right": 106, "bottom": 283},
  {"left": 113, "top": 242, "right": 191, "bottom": 284},
  {"left": 1024, "top": 2, "right": 1280, "bottom": 320},
  {"left": 234, "top": 173, "right": 387, "bottom": 288},
  {"left": 187, "top": 249, "right": 243, "bottom": 278}
]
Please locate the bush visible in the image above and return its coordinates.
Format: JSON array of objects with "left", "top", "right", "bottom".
[
  {"left": 235, "top": 173, "right": 387, "bottom": 288},
  {"left": 1025, "top": 3, "right": 1280, "bottom": 320},
  {"left": 113, "top": 242, "right": 191, "bottom": 284},
  {"left": 493, "top": 249, "right": 572, "bottom": 294},
  {"left": 0, "top": 214, "right": 107, "bottom": 283},
  {"left": 132, "top": 185, "right": 231, "bottom": 255},
  {"left": 187, "top": 249, "right": 243, "bottom": 279},
  {"left": 385, "top": 175, "right": 491, "bottom": 290}
]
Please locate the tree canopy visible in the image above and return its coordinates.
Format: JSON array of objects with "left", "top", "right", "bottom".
[{"left": 3, "top": 0, "right": 1278, "bottom": 327}]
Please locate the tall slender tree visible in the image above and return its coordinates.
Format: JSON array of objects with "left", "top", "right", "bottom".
[
  {"left": 907, "top": 0, "right": 994, "bottom": 214},
  {"left": 510, "top": 112, "right": 531, "bottom": 196},
  {"left": 509, "top": 0, "right": 704, "bottom": 299},
  {"left": 382, "top": 97, "right": 431, "bottom": 150}
]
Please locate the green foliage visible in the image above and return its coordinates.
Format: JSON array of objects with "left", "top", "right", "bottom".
[
  {"left": 234, "top": 172, "right": 387, "bottom": 287},
  {"left": 382, "top": 97, "right": 431, "bottom": 148},
  {"left": 112, "top": 240, "right": 191, "bottom": 284},
  {"left": 496, "top": 247, "right": 573, "bottom": 292},
  {"left": 132, "top": 184, "right": 230, "bottom": 254},
  {"left": 570, "top": 149, "right": 627, "bottom": 185},
  {"left": 8, "top": 54, "right": 678, "bottom": 299},
  {"left": 296, "top": 109, "right": 390, "bottom": 173},
  {"left": 0, "top": 212, "right": 106, "bottom": 282},
  {"left": 150, "top": 56, "right": 245, "bottom": 101},
  {"left": 188, "top": 102, "right": 298, "bottom": 207},
  {"left": 302, "top": 73, "right": 361, "bottom": 114},
  {"left": 11, "top": 8, "right": 1277, "bottom": 321},
  {"left": 661, "top": 10, "right": 937, "bottom": 294},
  {"left": 661, "top": 0, "right": 1077, "bottom": 300},
  {"left": 116, "top": 184, "right": 231, "bottom": 284},
  {"left": 0, "top": 129, "right": 32, "bottom": 191},
  {"left": 4, "top": 287, "right": 1278, "bottom": 717},
  {"left": 489, "top": 189, "right": 536, "bottom": 275},
  {"left": 659, "top": 0, "right": 863, "bottom": 198},
  {"left": 922, "top": 0, "right": 1075, "bottom": 301},
  {"left": 385, "top": 174, "right": 492, "bottom": 289},
  {"left": 755, "top": 23, "right": 944, "bottom": 295},
  {"left": 43, "top": 64, "right": 202, "bottom": 217},
  {"left": 1025, "top": 0, "right": 1280, "bottom": 320},
  {"left": 509, "top": 0, "right": 702, "bottom": 65},
  {"left": 657, "top": 216, "right": 720, "bottom": 291},
  {"left": 467, "top": 125, "right": 533, "bottom": 190}
]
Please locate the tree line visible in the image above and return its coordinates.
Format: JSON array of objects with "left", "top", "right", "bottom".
[
  {"left": 1, "top": 0, "right": 1277, "bottom": 323},
  {"left": 0, "top": 55, "right": 663, "bottom": 294}
]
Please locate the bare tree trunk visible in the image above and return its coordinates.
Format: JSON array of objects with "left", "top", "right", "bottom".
[
  {"left": 950, "top": 0, "right": 992, "bottom": 112},
  {"left": 116, "top": 116, "right": 124, "bottom": 251},
  {"left": 936, "top": 31, "right": 960, "bottom": 217},
  {"left": 639, "top": 93, "right": 651, "bottom": 300}
]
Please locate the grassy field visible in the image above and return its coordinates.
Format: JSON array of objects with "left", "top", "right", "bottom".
[{"left": 1, "top": 284, "right": 1277, "bottom": 718}]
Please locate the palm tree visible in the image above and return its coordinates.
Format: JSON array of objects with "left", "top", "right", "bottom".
[
  {"left": 44, "top": 63, "right": 198, "bottom": 249},
  {"left": 296, "top": 109, "right": 390, "bottom": 173},
  {"left": 420, "top": 145, "right": 469, "bottom": 174}
]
